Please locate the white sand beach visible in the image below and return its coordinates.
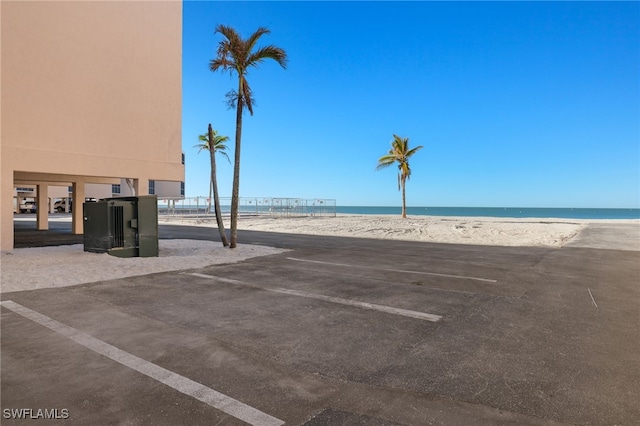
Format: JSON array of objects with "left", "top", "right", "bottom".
[
  {"left": 165, "top": 214, "right": 597, "bottom": 247},
  {"left": 164, "top": 214, "right": 640, "bottom": 247},
  {"left": 0, "top": 240, "right": 287, "bottom": 294},
  {"left": 2, "top": 214, "right": 638, "bottom": 293}
]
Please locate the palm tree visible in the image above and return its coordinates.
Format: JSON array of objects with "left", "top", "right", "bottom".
[
  {"left": 376, "top": 134, "right": 424, "bottom": 219},
  {"left": 194, "top": 124, "right": 230, "bottom": 247},
  {"left": 210, "top": 25, "right": 287, "bottom": 248}
]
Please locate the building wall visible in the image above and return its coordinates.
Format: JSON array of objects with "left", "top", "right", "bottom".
[
  {"left": 153, "top": 181, "right": 185, "bottom": 199},
  {"left": 1, "top": 0, "right": 184, "bottom": 250},
  {"left": 113, "top": 179, "right": 184, "bottom": 199}
]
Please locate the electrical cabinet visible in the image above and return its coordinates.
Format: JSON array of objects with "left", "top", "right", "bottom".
[{"left": 83, "top": 195, "right": 158, "bottom": 257}]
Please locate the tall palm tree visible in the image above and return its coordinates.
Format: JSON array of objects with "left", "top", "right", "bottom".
[
  {"left": 376, "top": 134, "right": 424, "bottom": 219},
  {"left": 195, "top": 124, "right": 230, "bottom": 247},
  {"left": 210, "top": 24, "right": 287, "bottom": 248}
]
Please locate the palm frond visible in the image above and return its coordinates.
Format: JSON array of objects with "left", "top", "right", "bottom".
[
  {"left": 209, "top": 56, "right": 234, "bottom": 74},
  {"left": 215, "top": 25, "right": 241, "bottom": 48},
  {"left": 217, "top": 150, "right": 231, "bottom": 164},
  {"left": 376, "top": 154, "right": 397, "bottom": 170},
  {"left": 212, "top": 134, "right": 230, "bottom": 144},
  {"left": 194, "top": 133, "right": 210, "bottom": 152},
  {"left": 406, "top": 145, "right": 424, "bottom": 157},
  {"left": 240, "top": 77, "right": 254, "bottom": 115},
  {"left": 225, "top": 90, "right": 238, "bottom": 109},
  {"left": 248, "top": 45, "right": 288, "bottom": 70},
  {"left": 400, "top": 161, "right": 411, "bottom": 180},
  {"left": 211, "top": 135, "right": 230, "bottom": 153},
  {"left": 246, "top": 27, "right": 270, "bottom": 52},
  {"left": 211, "top": 25, "right": 242, "bottom": 74}
]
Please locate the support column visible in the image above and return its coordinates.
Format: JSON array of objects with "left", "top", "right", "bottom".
[
  {"left": 124, "top": 178, "right": 135, "bottom": 196},
  {"left": 71, "top": 181, "right": 85, "bottom": 235},
  {"left": 36, "top": 183, "right": 49, "bottom": 230},
  {"left": 1, "top": 168, "right": 15, "bottom": 251},
  {"left": 133, "top": 178, "right": 149, "bottom": 197}
]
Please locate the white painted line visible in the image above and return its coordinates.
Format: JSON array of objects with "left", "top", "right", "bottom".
[
  {"left": 190, "top": 273, "right": 245, "bottom": 285},
  {"left": 271, "top": 287, "right": 442, "bottom": 322},
  {"left": 189, "top": 274, "right": 442, "bottom": 322},
  {"left": 286, "top": 257, "right": 497, "bottom": 283},
  {"left": 286, "top": 257, "right": 498, "bottom": 283},
  {"left": 588, "top": 288, "right": 598, "bottom": 308},
  {"left": 0, "top": 300, "right": 284, "bottom": 426}
]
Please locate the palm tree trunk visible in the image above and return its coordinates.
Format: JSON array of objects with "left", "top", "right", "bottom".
[
  {"left": 208, "top": 181, "right": 213, "bottom": 215},
  {"left": 230, "top": 87, "right": 243, "bottom": 249},
  {"left": 209, "top": 125, "right": 229, "bottom": 246},
  {"left": 401, "top": 178, "right": 407, "bottom": 218}
]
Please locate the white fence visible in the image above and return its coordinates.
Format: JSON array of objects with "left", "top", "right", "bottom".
[{"left": 158, "top": 197, "right": 336, "bottom": 219}]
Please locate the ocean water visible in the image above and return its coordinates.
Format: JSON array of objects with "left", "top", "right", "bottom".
[{"left": 336, "top": 206, "right": 640, "bottom": 220}]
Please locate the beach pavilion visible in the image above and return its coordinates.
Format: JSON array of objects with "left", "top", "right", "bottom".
[{"left": 1, "top": 0, "right": 185, "bottom": 251}]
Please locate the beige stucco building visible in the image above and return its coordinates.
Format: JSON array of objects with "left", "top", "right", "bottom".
[{"left": 1, "top": 0, "right": 185, "bottom": 251}]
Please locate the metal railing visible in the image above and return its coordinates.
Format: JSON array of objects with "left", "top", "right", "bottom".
[{"left": 157, "top": 197, "right": 336, "bottom": 220}]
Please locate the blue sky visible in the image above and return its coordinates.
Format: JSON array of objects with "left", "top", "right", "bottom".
[{"left": 182, "top": 1, "right": 639, "bottom": 208}]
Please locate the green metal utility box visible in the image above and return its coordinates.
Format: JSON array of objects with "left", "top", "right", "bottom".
[{"left": 83, "top": 195, "right": 158, "bottom": 257}]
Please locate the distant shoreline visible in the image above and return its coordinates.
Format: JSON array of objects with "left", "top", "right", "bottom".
[
  {"left": 334, "top": 206, "right": 640, "bottom": 220},
  {"left": 331, "top": 213, "right": 640, "bottom": 224},
  {"left": 160, "top": 201, "right": 640, "bottom": 220}
]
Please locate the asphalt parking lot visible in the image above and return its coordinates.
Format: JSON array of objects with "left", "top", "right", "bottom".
[{"left": 2, "top": 222, "right": 639, "bottom": 425}]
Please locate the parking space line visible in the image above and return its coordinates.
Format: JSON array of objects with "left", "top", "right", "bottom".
[
  {"left": 0, "top": 300, "right": 284, "bottom": 426},
  {"left": 286, "top": 257, "right": 498, "bottom": 283},
  {"left": 189, "top": 273, "right": 442, "bottom": 322}
]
